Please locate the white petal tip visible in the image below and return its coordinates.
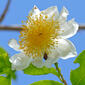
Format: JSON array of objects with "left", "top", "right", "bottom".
[
  {"left": 73, "top": 51, "right": 77, "bottom": 56},
  {"left": 33, "top": 5, "right": 38, "bottom": 9},
  {"left": 8, "top": 39, "right": 21, "bottom": 51},
  {"left": 61, "top": 51, "right": 77, "bottom": 60},
  {"left": 62, "top": 6, "right": 69, "bottom": 15},
  {"left": 8, "top": 39, "right": 16, "bottom": 48},
  {"left": 60, "top": 6, "right": 69, "bottom": 18}
]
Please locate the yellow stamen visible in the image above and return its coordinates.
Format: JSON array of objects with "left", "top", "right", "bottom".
[{"left": 19, "top": 14, "right": 60, "bottom": 58}]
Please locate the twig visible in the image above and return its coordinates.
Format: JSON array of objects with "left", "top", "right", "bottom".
[
  {"left": 0, "top": 25, "right": 85, "bottom": 31},
  {"left": 55, "top": 62, "right": 67, "bottom": 85},
  {"left": 79, "top": 25, "right": 85, "bottom": 29},
  {"left": 0, "top": 25, "right": 21, "bottom": 31},
  {"left": 0, "top": 0, "right": 11, "bottom": 23}
]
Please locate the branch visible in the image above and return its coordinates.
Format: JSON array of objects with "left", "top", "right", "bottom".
[
  {"left": 0, "top": 0, "right": 11, "bottom": 23},
  {"left": 79, "top": 25, "right": 85, "bottom": 29},
  {"left": 55, "top": 63, "right": 67, "bottom": 85},
  {"left": 0, "top": 25, "right": 85, "bottom": 31},
  {"left": 0, "top": 25, "right": 21, "bottom": 31}
]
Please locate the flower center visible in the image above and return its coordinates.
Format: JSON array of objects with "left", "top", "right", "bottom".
[{"left": 19, "top": 14, "right": 60, "bottom": 58}]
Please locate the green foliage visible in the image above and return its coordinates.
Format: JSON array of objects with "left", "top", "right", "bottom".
[
  {"left": 23, "top": 64, "right": 60, "bottom": 77},
  {"left": 29, "top": 80, "right": 63, "bottom": 85},
  {"left": 0, "top": 47, "right": 10, "bottom": 70},
  {"left": 0, "top": 47, "right": 16, "bottom": 85},
  {"left": 70, "top": 50, "right": 85, "bottom": 85},
  {"left": 0, "top": 76, "right": 11, "bottom": 85}
]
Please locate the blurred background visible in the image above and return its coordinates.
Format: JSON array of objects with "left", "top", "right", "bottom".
[{"left": 0, "top": 0, "right": 85, "bottom": 85}]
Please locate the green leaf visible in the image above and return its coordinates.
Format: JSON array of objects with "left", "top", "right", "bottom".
[
  {"left": 0, "top": 47, "right": 16, "bottom": 79},
  {"left": 29, "top": 80, "right": 63, "bottom": 85},
  {"left": 23, "top": 64, "right": 60, "bottom": 77},
  {"left": 0, "top": 48, "right": 10, "bottom": 67},
  {"left": 0, "top": 76, "right": 11, "bottom": 85},
  {"left": 70, "top": 50, "right": 85, "bottom": 85},
  {"left": 0, "top": 48, "right": 10, "bottom": 75}
]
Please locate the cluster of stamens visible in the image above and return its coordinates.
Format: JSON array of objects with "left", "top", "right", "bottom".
[{"left": 19, "top": 14, "right": 60, "bottom": 58}]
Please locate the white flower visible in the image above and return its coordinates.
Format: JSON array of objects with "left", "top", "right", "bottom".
[{"left": 8, "top": 5, "right": 79, "bottom": 70}]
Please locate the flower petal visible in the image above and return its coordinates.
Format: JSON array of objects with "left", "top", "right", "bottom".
[
  {"left": 44, "top": 45, "right": 60, "bottom": 68},
  {"left": 58, "top": 7, "right": 69, "bottom": 24},
  {"left": 60, "top": 19, "right": 79, "bottom": 38},
  {"left": 57, "top": 39, "right": 77, "bottom": 59},
  {"left": 32, "top": 57, "right": 44, "bottom": 68},
  {"left": 8, "top": 39, "right": 22, "bottom": 51},
  {"left": 43, "top": 38, "right": 77, "bottom": 67},
  {"left": 9, "top": 53, "right": 32, "bottom": 70},
  {"left": 44, "top": 56, "right": 58, "bottom": 68},
  {"left": 29, "top": 5, "right": 40, "bottom": 18},
  {"left": 41, "top": 6, "right": 59, "bottom": 20}
]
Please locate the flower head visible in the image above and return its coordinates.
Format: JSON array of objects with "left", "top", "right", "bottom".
[
  {"left": 19, "top": 12, "right": 60, "bottom": 58},
  {"left": 8, "top": 5, "right": 79, "bottom": 70}
]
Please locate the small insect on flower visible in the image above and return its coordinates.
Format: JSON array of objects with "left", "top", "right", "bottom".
[{"left": 8, "top": 5, "right": 79, "bottom": 70}]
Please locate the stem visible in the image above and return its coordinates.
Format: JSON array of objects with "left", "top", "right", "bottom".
[
  {"left": 0, "top": 25, "right": 84, "bottom": 31},
  {"left": 55, "top": 62, "right": 67, "bottom": 85}
]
